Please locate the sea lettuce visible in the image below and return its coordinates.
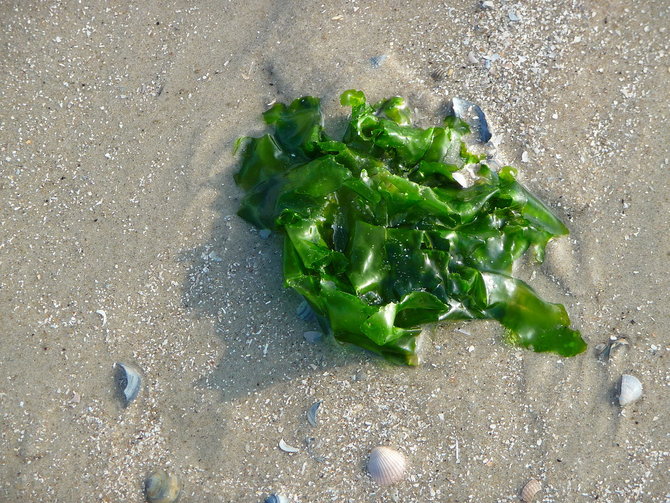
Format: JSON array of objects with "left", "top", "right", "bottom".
[{"left": 234, "top": 90, "right": 586, "bottom": 365}]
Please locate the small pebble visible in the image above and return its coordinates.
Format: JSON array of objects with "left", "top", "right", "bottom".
[{"left": 259, "top": 229, "right": 272, "bottom": 239}]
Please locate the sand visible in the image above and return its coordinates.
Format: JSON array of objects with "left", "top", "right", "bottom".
[{"left": 1, "top": 0, "right": 668, "bottom": 501}]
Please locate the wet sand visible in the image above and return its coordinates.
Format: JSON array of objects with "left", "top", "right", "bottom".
[{"left": 1, "top": 1, "right": 668, "bottom": 501}]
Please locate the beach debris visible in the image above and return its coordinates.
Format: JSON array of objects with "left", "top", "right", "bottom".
[
  {"left": 367, "top": 446, "right": 407, "bottom": 486},
  {"left": 467, "top": 51, "right": 479, "bottom": 64},
  {"left": 431, "top": 68, "right": 447, "bottom": 81},
  {"left": 446, "top": 97, "right": 492, "bottom": 143},
  {"left": 296, "top": 300, "right": 316, "bottom": 322},
  {"left": 264, "top": 495, "right": 288, "bottom": 503},
  {"left": 115, "top": 363, "right": 142, "bottom": 407},
  {"left": 259, "top": 229, "right": 272, "bottom": 239},
  {"left": 508, "top": 10, "right": 521, "bottom": 22},
  {"left": 144, "top": 470, "right": 181, "bottom": 503},
  {"left": 95, "top": 309, "right": 107, "bottom": 326},
  {"left": 596, "top": 336, "right": 630, "bottom": 361},
  {"left": 618, "top": 374, "right": 642, "bottom": 406},
  {"left": 303, "top": 331, "right": 323, "bottom": 344},
  {"left": 521, "top": 151, "right": 530, "bottom": 163},
  {"left": 370, "top": 55, "right": 388, "bottom": 68},
  {"left": 279, "top": 439, "right": 300, "bottom": 453},
  {"left": 520, "top": 478, "right": 542, "bottom": 502},
  {"left": 480, "top": 0, "right": 494, "bottom": 9},
  {"left": 307, "top": 401, "right": 321, "bottom": 427}
]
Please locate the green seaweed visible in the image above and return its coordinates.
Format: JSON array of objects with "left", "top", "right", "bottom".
[{"left": 234, "top": 90, "right": 586, "bottom": 365}]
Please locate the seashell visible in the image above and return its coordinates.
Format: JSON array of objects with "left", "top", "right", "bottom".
[
  {"left": 144, "top": 470, "right": 181, "bottom": 503},
  {"left": 264, "top": 495, "right": 288, "bottom": 503},
  {"left": 303, "top": 331, "right": 323, "bottom": 344},
  {"left": 367, "top": 446, "right": 407, "bottom": 486},
  {"left": 278, "top": 439, "right": 300, "bottom": 453},
  {"left": 370, "top": 55, "right": 388, "bottom": 69},
  {"left": 307, "top": 401, "right": 321, "bottom": 427},
  {"left": 597, "top": 336, "right": 629, "bottom": 361},
  {"left": 446, "top": 97, "right": 492, "bottom": 143},
  {"left": 95, "top": 309, "right": 107, "bottom": 326},
  {"left": 115, "top": 363, "right": 141, "bottom": 407},
  {"left": 618, "top": 374, "right": 643, "bottom": 406},
  {"left": 431, "top": 68, "right": 447, "bottom": 81},
  {"left": 296, "top": 299, "right": 316, "bottom": 322},
  {"left": 520, "top": 478, "right": 542, "bottom": 502}
]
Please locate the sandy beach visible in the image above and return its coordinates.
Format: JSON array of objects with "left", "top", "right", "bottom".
[{"left": 1, "top": 0, "right": 668, "bottom": 501}]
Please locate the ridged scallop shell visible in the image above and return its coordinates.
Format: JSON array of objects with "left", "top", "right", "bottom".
[
  {"left": 367, "top": 446, "right": 406, "bottom": 486},
  {"left": 520, "top": 478, "right": 542, "bottom": 502},
  {"left": 115, "top": 362, "right": 141, "bottom": 407},
  {"left": 296, "top": 299, "right": 316, "bottom": 322},
  {"left": 144, "top": 470, "right": 181, "bottom": 503},
  {"left": 618, "top": 374, "right": 643, "bottom": 406}
]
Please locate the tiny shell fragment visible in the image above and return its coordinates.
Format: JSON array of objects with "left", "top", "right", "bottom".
[
  {"left": 520, "top": 478, "right": 542, "bottom": 502},
  {"left": 279, "top": 439, "right": 300, "bottom": 453}
]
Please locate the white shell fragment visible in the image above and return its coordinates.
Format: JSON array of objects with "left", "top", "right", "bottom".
[
  {"left": 115, "top": 362, "right": 142, "bottom": 407},
  {"left": 144, "top": 470, "right": 181, "bottom": 503},
  {"left": 279, "top": 439, "right": 300, "bottom": 453},
  {"left": 618, "top": 374, "right": 643, "bottom": 406},
  {"left": 520, "top": 478, "right": 542, "bottom": 502},
  {"left": 307, "top": 401, "right": 321, "bottom": 427},
  {"left": 95, "top": 309, "right": 107, "bottom": 326},
  {"left": 367, "top": 446, "right": 407, "bottom": 486}
]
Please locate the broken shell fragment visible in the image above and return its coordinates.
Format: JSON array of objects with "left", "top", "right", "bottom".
[
  {"left": 278, "top": 439, "right": 300, "bottom": 453},
  {"left": 367, "top": 446, "right": 407, "bottom": 486},
  {"left": 115, "top": 363, "right": 142, "bottom": 407},
  {"left": 307, "top": 401, "right": 321, "bottom": 427},
  {"left": 144, "top": 470, "right": 181, "bottom": 503},
  {"left": 618, "top": 374, "right": 643, "bottom": 406},
  {"left": 264, "top": 495, "right": 288, "bottom": 503},
  {"left": 446, "top": 97, "right": 492, "bottom": 143},
  {"left": 520, "top": 478, "right": 542, "bottom": 502}
]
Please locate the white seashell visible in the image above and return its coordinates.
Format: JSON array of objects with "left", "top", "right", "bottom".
[
  {"left": 279, "top": 439, "right": 300, "bottom": 453},
  {"left": 115, "top": 363, "right": 142, "bottom": 407},
  {"left": 520, "top": 478, "right": 542, "bottom": 502},
  {"left": 367, "top": 446, "right": 407, "bottom": 486},
  {"left": 144, "top": 470, "right": 181, "bottom": 503},
  {"left": 618, "top": 374, "right": 643, "bottom": 406}
]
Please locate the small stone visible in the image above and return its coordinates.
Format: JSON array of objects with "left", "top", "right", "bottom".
[
  {"left": 259, "top": 229, "right": 272, "bottom": 239},
  {"left": 481, "top": 1, "right": 494, "bottom": 9},
  {"left": 521, "top": 151, "right": 530, "bottom": 163}
]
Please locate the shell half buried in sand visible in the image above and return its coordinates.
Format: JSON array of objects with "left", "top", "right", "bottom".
[
  {"left": 144, "top": 470, "right": 181, "bottom": 503},
  {"left": 367, "top": 446, "right": 407, "bottom": 486},
  {"left": 520, "top": 478, "right": 542, "bottom": 502}
]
